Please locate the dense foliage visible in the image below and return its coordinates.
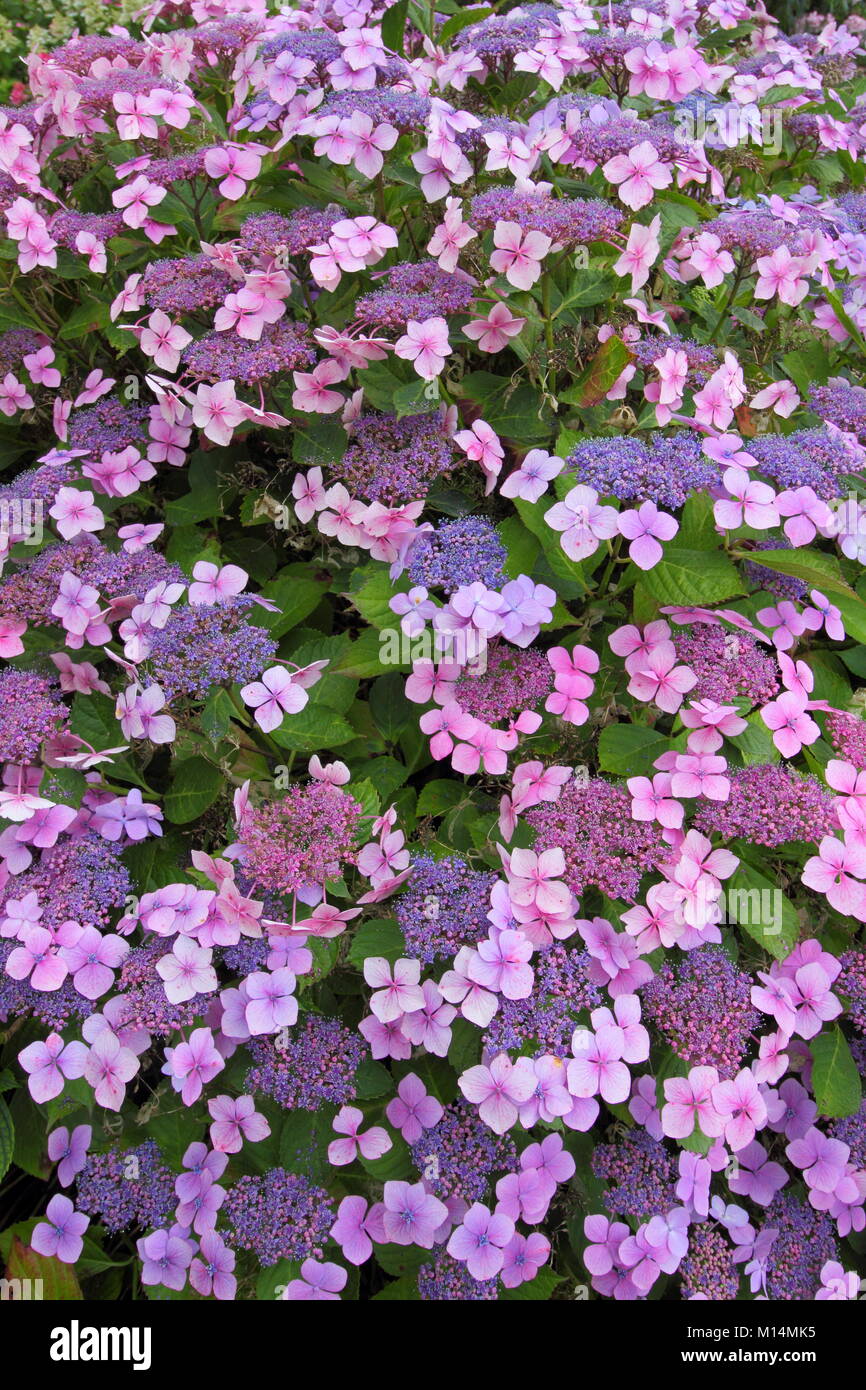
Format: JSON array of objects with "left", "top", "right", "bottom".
[{"left": 2, "top": 0, "right": 866, "bottom": 1304}]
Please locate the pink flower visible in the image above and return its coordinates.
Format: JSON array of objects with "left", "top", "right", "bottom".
[
  {"left": 84, "top": 1030, "right": 139, "bottom": 1110},
  {"left": 567, "top": 1025, "right": 631, "bottom": 1105},
  {"left": 603, "top": 140, "right": 672, "bottom": 209},
  {"left": 453, "top": 419, "right": 504, "bottom": 494},
  {"left": 203, "top": 143, "right": 262, "bottom": 199},
  {"left": 282, "top": 1259, "right": 347, "bottom": 1301},
  {"left": 627, "top": 773, "right": 684, "bottom": 829},
  {"left": 545, "top": 484, "right": 618, "bottom": 562},
  {"left": 292, "top": 359, "right": 347, "bottom": 413},
  {"left": 328, "top": 1105, "right": 392, "bottom": 1166},
  {"left": 713, "top": 467, "right": 779, "bottom": 530},
  {"left": 489, "top": 220, "right": 551, "bottom": 290},
  {"left": 617, "top": 500, "right": 678, "bottom": 569},
  {"left": 188, "top": 562, "right": 248, "bottom": 606},
  {"left": 48, "top": 486, "right": 104, "bottom": 540},
  {"left": 802, "top": 836, "right": 866, "bottom": 919},
  {"left": 240, "top": 666, "right": 307, "bottom": 732},
  {"left": 156, "top": 936, "right": 217, "bottom": 1006},
  {"left": 712, "top": 1069, "right": 767, "bottom": 1152},
  {"left": 761, "top": 691, "right": 820, "bottom": 757},
  {"left": 292, "top": 466, "right": 327, "bottom": 523},
  {"left": 754, "top": 246, "right": 809, "bottom": 306},
  {"left": 192, "top": 380, "right": 246, "bottom": 446},
  {"left": 138, "top": 309, "right": 191, "bottom": 371},
  {"left": 164, "top": 1027, "right": 224, "bottom": 1106},
  {"left": 751, "top": 379, "right": 800, "bottom": 418},
  {"left": 381, "top": 1181, "right": 448, "bottom": 1248},
  {"left": 364, "top": 956, "right": 424, "bottom": 1023},
  {"left": 662, "top": 1067, "right": 724, "bottom": 1140},
  {"left": 775, "top": 486, "right": 832, "bottom": 547},
  {"left": 394, "top": 316, "right": 451, "bottom": 380},
  {"left": 670, "top": 753, "right": 730, "bottom": 802},
  {"left": 500, "top": 448, "right": 562, "bottom": 502},
  {"left": 208, "top": 1094, "right": 270, "bottom": 1153},
  {"left": 614, "top": 215, "right": 660, "bottom": 292},
  {"left": 627, "top": 646, "right": 697, "bottom": 713},
  {"left": 427, "top": 196, "right": 476, "bottom": 271},
  {"left": 689, "top": 231, "right": 735, "bottom": 288},
  {"left": 463, "top": 301, "right": 526, "bottom": 353},
  {"left": 61, "top": 925, "right": 128, "bottom": 1000},
  {"left": 6, "top": 925, "right": 69, "bottom": 992},
  {"left": 31, "top": 1194, "right": 89, "bottom": 1265},
  {"left": 419, "top": 701, "right": 478, "bottom": 760},
  {"left": 458, "top": 1053, "right": 536, "bottom": 1133}
]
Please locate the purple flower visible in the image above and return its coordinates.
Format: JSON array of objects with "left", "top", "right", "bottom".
[
  {"left": 282, "top": 1259, "right": 347, "bottom": 1300},
  {"left": 447, "top": 1202, "right": 515, "bottom": 1281},
  {"left": 137, "top": 1228, "right": 194, "bottom": 1291},
  {"left": 382, "top": 1181, "right": 448, "bottom": 1248},
  {"left": 31, "top": 1194, "right": 90, "bottom": 1264},
  {"left": 47, "top": 1124, "right": 92, "bottom": 1187},
  {"left": 385, "top": 1073, "right": 444, "bottom": 1144}
]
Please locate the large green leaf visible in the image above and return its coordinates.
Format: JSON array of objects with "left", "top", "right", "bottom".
[
  {"left": 642, "top": 548, "right": 744, "bottom": 606},
  {"left": 163, "top": 755, "right": 223, "bottom": 824},
  {"left": 811, "top": 1026, "right": 862, "bottom": 1119}
]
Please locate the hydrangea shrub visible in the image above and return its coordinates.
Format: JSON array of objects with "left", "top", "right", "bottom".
[{"left": 1, "top": 0, "right": 866, "bottom": 1305}]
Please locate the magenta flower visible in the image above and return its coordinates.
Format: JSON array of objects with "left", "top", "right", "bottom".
[
  {"left": 713, "top": 466, "right": 779, "bottom": 530},
  {"left": 394, "top": 316, "right": 451, "bottom": 380},
  {"left": 627, "top": 646, "right": 697, "bottom": 713},
  {"left": 240, "top": 666, "right": 308, "bottom": 732},
  {"left": 447, "top": 1202, "right": 515, "bottom": 1281},
  {"left": 802, "top": 835, "right": 866, "bottom": 919},
  {"left": 500, "top": 1232, "right": 551, "bottom": 1289},
  {"left": 489, "top": 220, "right": 551, "bottom": 289},
  {"left": 728, "top": 1141, "right": 788, "bottom": 1207},
  {"left": 31, "top": 1194, "right": 89, "bottom": 1264},
  {"left": 603, "top": 140, "right": 672, "bottom": 209}
]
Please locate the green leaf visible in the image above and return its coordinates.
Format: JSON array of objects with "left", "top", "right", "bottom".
[
  {"left": 4, "top": 1238, "right": 82, "bottom": 1300},
  {"left": 380, "top": 0, "right": 409, "bottom": 54},
  {"left": 735, "top": 547, "right": 856, "bottom": 601},
  {"left": 0, "top": 1095, "right": 14, "bottom": 1182},
  {"left": 563, "top": 336, "right": 634, "bottom": 408},
  {"left": 291, "top": 417, "right": 347, "bottom": 467},
  {"left": 163, "top": 756, "right": 223, "bottom": 824},
  {"left": 369, "top": 673, "right": 413, "bottom": 741},
  {"left": 501, "top": 1269, "right": 563, "bottom": 1300},
  {"left": 726, "top": 862, "right": 800, "bottom": 960},
  {"left": 597, "top": 724, "right": 670, "bottom": 777},
  {"left": 354, "top": 1057, "right": 394, "bottom": 1099},
  {"left": 256, "top": 570, "right": 325, "bottom": 637},
  {"left": 347, "top": 563, "right": 407, "bottom": 629},
  {"left": 810, "top": 1026, "right": 862, "bottom": 1119},
  {"left": 347, "top": 918, "right": 405, "bottom": 968},
  {"left": 269, "top": 705, "right": 356, "bottom": 752},
  {"left": 438, "top": 7, "right": 492, "bottom": 42},
  {"left": 416, "top": 779, "right": 466, "bottom": 817},
  {"left": 642, "top": 548, "right": 744, "bottom": 607}
]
